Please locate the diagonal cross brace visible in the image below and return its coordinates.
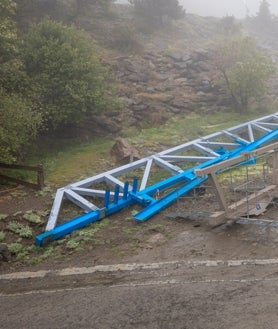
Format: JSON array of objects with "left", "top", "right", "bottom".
[{"left": 36, "top": 115, "right": 278, "bottom": 246}]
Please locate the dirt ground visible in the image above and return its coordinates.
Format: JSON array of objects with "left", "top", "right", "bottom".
[
  {"left": 2, "top": 258, "right": 278, "bottom": 329},
  {"left": 1, "top": 182, "right": 278, "bottom": 275},
  {"left": 1, "top": 183, "right": 278, "bottom": 329}
]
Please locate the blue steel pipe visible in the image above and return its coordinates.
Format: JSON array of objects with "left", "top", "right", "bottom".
[
  {"left": 35, "top": 128, "right": 278, "bottom": 246},
  {"left": 132, "top": 128, "right": 278, "bottom": 221}
]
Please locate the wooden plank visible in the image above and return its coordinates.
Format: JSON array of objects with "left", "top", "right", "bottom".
[
  {"left": 228, "top": 185, "right": 276, "bottom": 211},
  {"left": 247, "top": 196, "right": 272, "bottom": 216},
  {"left": 0, "top": 174, "right": 39, "bottom": 190},
  {"left": 195, "top": 141, "right": 278, "bottom": 177},
  {"left": 195, "top": 155, "right": 248, "bottom": 177},
  {"left": 209, "top": 185, "right": 277, "bottom": 227},
  {"left": 272, "top": 151, "right": 278, "bottom": 185},
  {"left": 0, "top": 164, "right": 44, "bottom": 190},
  {"left": 209, "top": 172, "right": 228, "bottom": 211},
  {"left": 0, "top": 163, "right": 42, "bottom": 172}
]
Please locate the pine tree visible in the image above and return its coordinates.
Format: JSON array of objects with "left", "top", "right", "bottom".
[
  {"left": 256, "top": 0, "right": 271, "bottom": 26},
  {"left": 130, "top": 0, "right": 185, "bottom": 26}
]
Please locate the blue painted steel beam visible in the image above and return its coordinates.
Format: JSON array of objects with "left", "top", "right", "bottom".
[
  {"left": 36, "top": 195, "right": 137, "bottom": 246},
  {"left": 36, "top": 211, "right": 101, "bottom": 246},
  {"left": 36, "top": 180, "right": 139, "bottom": 246},
  {"left": 134, "top": 176, "right": 208, "bottom": 221},
  {"left": 35, "top": 127, "right": 278, "bottom": 246},
  {"left": 132, "top": 128, "right": 278, "bottom": 221}
]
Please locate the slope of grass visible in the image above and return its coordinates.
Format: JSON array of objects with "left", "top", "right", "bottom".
[
  {"left": 125, "top": 108, "right": 275, "bottom": 151},
  {"left": 28, "top": 138, "right": 114, "bottom": 186},
  {"left": 28, "top": 107, "right": 275, "bottom": 187}
]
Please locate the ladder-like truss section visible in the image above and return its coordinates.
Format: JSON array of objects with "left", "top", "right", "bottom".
[{"left": 36, "top": 113, "right": 278, "bottom": 246}]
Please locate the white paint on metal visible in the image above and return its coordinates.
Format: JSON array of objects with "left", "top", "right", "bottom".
[
  {"left": 140, "top": 159, "right": 153, "bottom": 190},
  {"left": 248, "top": 123, "right": 255, "bottom": 142},
  {"left": 46, "top": 188, "right": 65, "bottom": 231},
  {"left": 152, "top": 155, "right": 183, "bottom": 174},
  {"left": 64, "top": 189, "right": 98, "bottom": 212},
  {"left": 198, "top": 141, "right": 238, "bottom": 148},
  {"left": 160, "top": 155, "right": 215, "bottom": 162},
  {"left": 222, "top": 130, "right": 250, "bottom": 144},
  {"left": 104, "top": 174, "right": 125, "bottom": 189},
  {"left": 192, "top": 143, "right": 220, "bottom": 156},
  {"left": 71, "top": 187, "right": 120, "bottom": 198},
  {"left": 45, "top": 113, "right": 278, "bottom": 231},
  {"left": 252, "top": 123, "right": 272, "bottom": 133}
]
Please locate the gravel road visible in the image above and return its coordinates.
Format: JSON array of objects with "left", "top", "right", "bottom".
[{"left": 1, "top": 259, "right": 278, "bottom": 329}]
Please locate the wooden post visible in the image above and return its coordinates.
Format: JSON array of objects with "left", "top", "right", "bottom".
[
  {"left": 0, "top": 162, "right": 44, "bottom": 190},
  {"left": 272, "top": 150, "right": 278, "bottom": 185},
  {"left": 209, "top": 172, "right": 228, "bottom": 212},
  {"left": 37, "top": 165, "right": 45, "bottom": 190}
]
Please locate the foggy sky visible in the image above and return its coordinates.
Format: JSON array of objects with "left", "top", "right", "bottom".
[
  {"left": 180, "top": 0, "right": 278, "bottom": 18},
  {"left": 116, "top": 0, "right": 278, "bottom": 18}
]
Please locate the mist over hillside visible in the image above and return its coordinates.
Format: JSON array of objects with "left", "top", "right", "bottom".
[
  {"left": 116, "top": 0, "right": 278, "bottom": 18},
  {"left": 180, "top": 0, "right": 278, "bottom": 18}
]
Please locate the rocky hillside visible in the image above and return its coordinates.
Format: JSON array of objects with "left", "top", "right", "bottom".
[
  {"left": 110, "top": 49, "right": 228, "bottom": 128},
  {"left": 78, "top": 6, "right": 277, "bottom": 135}
]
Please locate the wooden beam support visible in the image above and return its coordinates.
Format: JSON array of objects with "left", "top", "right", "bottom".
[
  {"left": 209, "top": 185, "right": 277, "bottom": 227},
  {"left": 195, "top": 141, "right": 278, "bottom": 177},
  {"left": 0, "top": 163, "right": 44, "bottom": 190},
  {"left": 209, "top": 172, "right": 228, "bottom": 212},
  {"left": 272, "top": 150, "right": 278, "bottom": 185}
]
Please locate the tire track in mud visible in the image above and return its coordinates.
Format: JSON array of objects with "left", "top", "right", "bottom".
[
  {"left": 2, "top": 258, "right": 278, "bottom": 280},
  {"left": 1, "top": 258, "right": 278, "bottom": 295}
]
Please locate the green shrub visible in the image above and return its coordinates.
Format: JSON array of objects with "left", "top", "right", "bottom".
[
  {"left": 7, "top": 242, "right": 23, "bottom": 255},
  {"left": 66, "top": 239, "right": 80, "bottom": 250},
  {"left": 0, "top": 89, "right": 42, "bottom": 162},
  {"left": 21, "top": 18, "right": 118, "bottom": 131},
  {"left": 111, "top": 25, "right": 142, "bottom": 53},
  {"left": 130, "top": 0, "right": 185, "bottom": 27},
  {"left": 0, "top": 214, "right": 8, "bottom": 221},
  {"left": 0, "top": 231, "right": 5, "bottom": 242},
  {"left": 7, "top": 221, "right": 33, "bottom": 238},
  {"left": 23, "top": 211, "right": 42, "bottom": 224}
]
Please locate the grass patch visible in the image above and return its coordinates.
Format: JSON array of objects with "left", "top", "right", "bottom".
[
  {"left": 27, "top": 245, "right": 57, "bottom": 264},
  {"left": 35, "top": 186, "right": 53, "bottom": 197},
  {"left": 7, "top": 221, "right": 34, "bottom": 238},
  {"left": 126, "top": 110, "right": 271, "bottom": 149},
  {"left": 25, "top": 107, "right": 275, "bottom": 189},
  {"left": 23, "top": 211, "right": 42, "bottom": 224},
  {"left": 0, "top": 231, "right": 5, "bottom": 242},
  {"left": 7, "top": 242, "right": 24, "bottom": 255},
  {"left": 28, "top": 138, "right": 113, "bottom": 185},
  {"left": 66, "top": 239, "right": 81, "bottom": 250},
  {"left": 70, "top": 218, "right": 110, "bottom": 244},
  {"left": 2, "top": 107, "right": 274, "bottom": 267},
  {"left": 111, "top": 24, "right": 143, "bottom": 53}
]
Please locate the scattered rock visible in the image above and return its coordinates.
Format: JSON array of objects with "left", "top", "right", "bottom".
[
  {"left": 91, "top": 115, "right": 122, "bottom": 134},
  {"left": 166, "top": 53, "right": 183, "bottom": 62},
  {"left": 0, "top": 244, "right": 11, "bottom": 262},
  {"left": 171, "top": 97, "right": 191, "bottom": 109},
  {"left": 147, "top": 233, "right": 166, "bottom": 244},
  {"left": 192, "top": 49, "right": 210, "bottom": 61},
  {"left": 106, "top": 48, "right": 230, "bottom": 131},
  {"left": 197, "top": 61, "right": 211, "bottom": 72},
  {"left": 174, "top": 62, "right": 188, "bottom": 70},
  {"left": 128, "top": 73, "right": 149, "bottom": 83},
  {"left": 110, "top": 138, "right": 141, "bottom": 164},
  {"left": 169, "top": 107, "right": 181, "bottom": 114}
]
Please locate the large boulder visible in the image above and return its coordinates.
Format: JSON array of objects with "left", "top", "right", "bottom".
[
  {"left": 91, "top": 115, "right": 122, "bottom": 134},
  {"left": 110, "top": 138, "right": 140, "bottom": 164}
]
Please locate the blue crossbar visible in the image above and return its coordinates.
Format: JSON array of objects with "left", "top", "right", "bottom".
[{"left": 35, "top": 127, "right": 278, "bottom": 246}]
